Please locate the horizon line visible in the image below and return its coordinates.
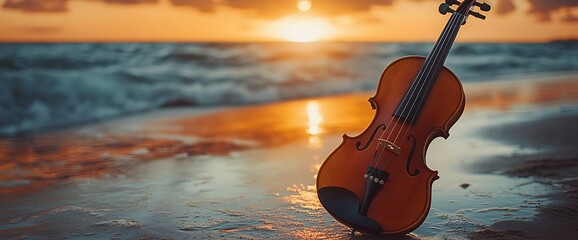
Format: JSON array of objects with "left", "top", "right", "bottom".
[{"left": 1, "top": 38, "right": 575, "bottom": 44}]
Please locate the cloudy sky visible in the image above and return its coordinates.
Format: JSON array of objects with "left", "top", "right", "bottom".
[{"left": 0, "top": 0, "right": 576, "bottom": 42}]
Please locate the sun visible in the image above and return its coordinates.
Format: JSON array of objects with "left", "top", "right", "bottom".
[
  {"left": 261, "top": 1, "right": 335, "bottom": 43},
  {"left": 297, "top": 0, "right": 312, "bottom": 12},
  {"left": 270, "top": 16, "right": 335, "bottom": 42}
]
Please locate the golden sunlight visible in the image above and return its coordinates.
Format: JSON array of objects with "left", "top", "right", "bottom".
[
  {"left": 306, "top": 101, "right": 323, "bottom": 135},
  {"left": 271, "top": 16, "right": 335, "bottom": 42},
  {"left": 297, "top": 0, "right": 312, "bottom": 12}
]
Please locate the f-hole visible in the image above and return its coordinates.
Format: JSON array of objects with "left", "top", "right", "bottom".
[
  {"left": 356, "top": 124, "right": 386, "bottom": 151},
  {"left": 406, "top": 135, "right": 420, "bottom": 176}
]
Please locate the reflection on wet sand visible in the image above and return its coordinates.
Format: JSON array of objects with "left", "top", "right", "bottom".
[
  {"left": 306, "top": 101, "right": 324, "bottom": 135},
  {"left": 306, "top": 101, "right": 324, "bottom": 149},
  {"left": 0, "top": 134, "right": 248, "bottom": 197},
  {"left": 1, "top": 76, "right": 578, "bottom": 238}
]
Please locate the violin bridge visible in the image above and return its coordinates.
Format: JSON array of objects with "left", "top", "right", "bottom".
[{"left": 378, "top": 138, "right": 401, "bottom": 155}]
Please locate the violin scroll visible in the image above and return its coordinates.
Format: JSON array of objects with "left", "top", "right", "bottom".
[{"left": 439, "top": 0, "right": 491, "bottom": 21}]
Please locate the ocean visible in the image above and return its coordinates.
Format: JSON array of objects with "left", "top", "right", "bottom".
[{"left": 1, "top": 42, "right": 577, "bottom": 135}]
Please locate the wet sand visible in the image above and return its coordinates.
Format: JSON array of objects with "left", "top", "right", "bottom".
[
  {"left": 469, "top": 111, "right": 578, "bottom": 240},
  {"left": 1, "top": 75, "right": 578, "bottom": 239}
]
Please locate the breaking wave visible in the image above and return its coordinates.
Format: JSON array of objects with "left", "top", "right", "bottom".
[{"left": 1, "top": 42, "right": 577, "bottom": 135}]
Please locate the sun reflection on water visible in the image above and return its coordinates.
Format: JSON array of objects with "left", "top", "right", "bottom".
[
  {"left": 306, "top": 101, "right": 324, "bottom": 149},
  {"left": 306, "top": 101, "right": 323, "bottom": 135}
]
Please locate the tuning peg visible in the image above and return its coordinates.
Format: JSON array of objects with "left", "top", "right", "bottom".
[
  {"left": 445, "top": 0, "right": 461, "bottom": 6},
  {"left": 469, "top": 10, "right": 486, "bottom": 20},
  {"left": 474, "top": 1, "right": 491, "bottom": 12},
  {"left": 439, "top": 3, "right": 455, "bottom": 15}
]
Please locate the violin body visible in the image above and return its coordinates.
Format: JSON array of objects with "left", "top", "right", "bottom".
[
  {"left": 316, "top": 56, "right": 465, "bottom": 235},
  {"left": 316, "top": 0, "right": 489, "bottom": 235}
]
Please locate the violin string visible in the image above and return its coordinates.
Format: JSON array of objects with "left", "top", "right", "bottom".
[
  {"left": 367, "top": 12, "right": 457, "bottom": 169},
  {"left": 387, "top": 12, "right": 456, "bottom": 143},
  {"left": 393, "top": 13, "right": 465, "bottom": 145},
  {"left": 398, "top": 12, "right": 462, "bottom": 132},
  {"left": 368, "top": 116, "right": 398, "bottom": 174},
  {"left": 369, "top": 114, "right": 408, "bottom": 175},
  {"left": 369, "top": 14, "right": 459, "bottom": 173},
  {"left": 373, "top": 13, "right": 462, "bottom": 173},
  {"left": 366, "top": 125, "right": 389, "bottom": 172},
  {"left": 403, "top": 13, "right": 465, "bottom": 131},
  {"left": 380, "top": 13, "right": 464, "bottom": 173},
  {"left": 386, "top": 13, "right": 465, "bottom": 174},
  {"left": 370, "top": 117, "right": 399, "bottom": 174},
  {"left": 368, "top": 11, "right": 464, "bottom": 175}
]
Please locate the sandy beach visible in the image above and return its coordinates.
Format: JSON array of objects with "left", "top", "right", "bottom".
[{"left": 1, "top": 75, "right": 578, "bottom": 239}]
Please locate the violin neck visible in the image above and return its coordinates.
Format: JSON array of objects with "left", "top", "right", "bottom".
[
  {"left": 423, "top": 13, "right": 466, "bottom": 75},
  {"left": 393, "top": 12, "right": 467, "bottom": 125}
]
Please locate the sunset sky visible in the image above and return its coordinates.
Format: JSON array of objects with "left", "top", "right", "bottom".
[{"left": 0, "top": 0, "right": 577, "bottom": 42}]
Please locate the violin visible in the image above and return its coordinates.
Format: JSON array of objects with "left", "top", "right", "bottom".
[{"left": 316, "top": 0, "right": 491, "bottom": 235}]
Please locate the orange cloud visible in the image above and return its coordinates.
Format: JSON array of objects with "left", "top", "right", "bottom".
[
  {"left": 2, "top": 0, "right": 159, "bottom": 13},
  {"left": 223, "top": 0, "right": 395, "bottom": 18},
  {"left": 2, "top": 0, "right": 67, "bottom": 12},
  {"left": 3, "top": 0, "right": 578, "bottom": 23},
  {"left": 496, "top": 0, "right": 515, "bottom": 15},
  {"left": 17, "top": 26, "right": 61, "bottom": 33},
  {"left": 525, "top": 0, "right": 578, "bottom": 22},
  {"left": 2, "top": 0, "right": 395, "bottom": 17},
  {"left": 103, "top": 0, "right": 158, "bottom": 4},
  {"left": 169, "top": 0, "right": 215, "bottom": 12},
  {"left": 561, "top": 10, "right": 578, "bottom": 22}
]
